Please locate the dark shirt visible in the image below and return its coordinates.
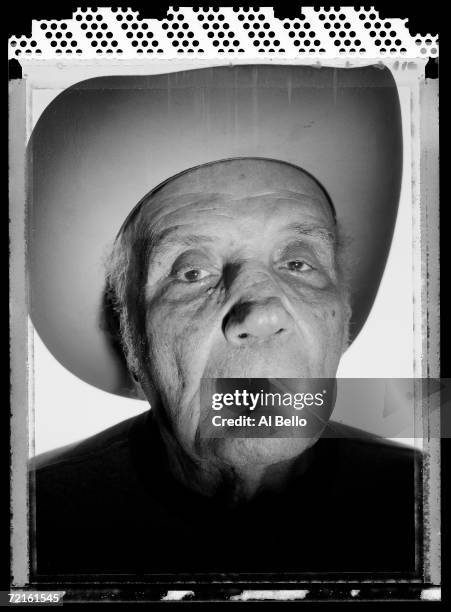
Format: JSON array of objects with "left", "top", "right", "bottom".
[{"left": 30, "top": 411, "right": 421, "bottom": 578}]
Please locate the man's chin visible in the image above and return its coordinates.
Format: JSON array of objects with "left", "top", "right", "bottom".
[{"left": 205, "top": 436, "right": 316, "bottom": 469}]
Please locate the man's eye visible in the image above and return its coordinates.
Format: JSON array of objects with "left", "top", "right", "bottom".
[
  {"left": 176, "top": 267, "right": 211, "bottom": 283},
  {"left": 282, "top": 260, "right": 314, "bottom": 274}
]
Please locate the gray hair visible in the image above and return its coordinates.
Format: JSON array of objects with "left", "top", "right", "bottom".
[{"left": 104, "top": 232, "right": 143, "bottom": 380}]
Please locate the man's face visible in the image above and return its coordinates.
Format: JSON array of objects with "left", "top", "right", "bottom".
[{"left": 135, "top": 159, "right": 349, "bottom": 468}]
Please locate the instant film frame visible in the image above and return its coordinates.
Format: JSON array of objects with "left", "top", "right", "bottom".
[{"left": 9, "top": 5, "right": 440, "bottom": 604}]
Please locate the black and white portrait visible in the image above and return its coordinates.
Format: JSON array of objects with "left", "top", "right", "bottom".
[{"left": 21, "top": 62, "right": 431, "bottom": 582}]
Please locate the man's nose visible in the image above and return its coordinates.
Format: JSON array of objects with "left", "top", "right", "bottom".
[{"left": 223, "top": 298, "right": 295, "bottom": 346}]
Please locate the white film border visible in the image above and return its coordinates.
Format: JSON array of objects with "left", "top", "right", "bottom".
[{"left": 9, "top": 6, "right": 438, "bottom": 60}]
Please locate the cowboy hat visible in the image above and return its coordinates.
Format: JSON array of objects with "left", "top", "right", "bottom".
[{"left": 27, "top": 64, "right": 402, "bottom": 397}]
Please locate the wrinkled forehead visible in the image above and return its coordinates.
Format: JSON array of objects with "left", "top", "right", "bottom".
[
  {"left": 121, "top": 158, "right": 335, "bottom": 239},
  {"left": 155, "top": 158, "right": 331, "bottom": 205}
]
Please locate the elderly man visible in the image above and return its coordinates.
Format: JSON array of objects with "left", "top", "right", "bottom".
[{"left": 33, "top": 158, "right": 417, "bottom": 576}]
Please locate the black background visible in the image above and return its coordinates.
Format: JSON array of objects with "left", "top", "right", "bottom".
[{"left": 6, "top": 1, "right": 447, "bottom": 607}]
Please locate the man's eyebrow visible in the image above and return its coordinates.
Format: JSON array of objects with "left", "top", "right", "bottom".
[
  {"left": 284, "top": 223, "right": 336, "bottom": 245},
  {"left": 150, "top": 229, "right": 216, "bottom": 253}
]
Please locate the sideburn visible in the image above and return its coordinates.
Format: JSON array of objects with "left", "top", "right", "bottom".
[{"left": 125, "top": 227, "right": 152, "bottom": 390}]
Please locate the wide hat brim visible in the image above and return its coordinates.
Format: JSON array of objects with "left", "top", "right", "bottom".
[{"left": 28, "top": 65, "right": 402, "bottom": 398}]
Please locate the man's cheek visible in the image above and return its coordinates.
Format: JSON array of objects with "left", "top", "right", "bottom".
[
  {"left": 319, "top": 292, "right": 348, "bottom": 342},
  {"left": 318, "top": 305, "right": 347, "bottom": 359},
  {"left": 151, "top": 311, "right": 211, "bottom": 362},
  {"left": 148, "top": 287, "right": 220, "bottom": 323},
  {"left": 146, "top": 300, "right": 216, "bottom": 382},
  {"left": 319, "top": 302, "right": 348, "bottom": 368},
  {"left": 296, "top": 286, "right": 344, "bottom": 323},
  {"left": 153, "top": 288, "right": 222, "bottom": 331},
  {"left": 290, "top": 292, "right": 345, "bottom": 352}
]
